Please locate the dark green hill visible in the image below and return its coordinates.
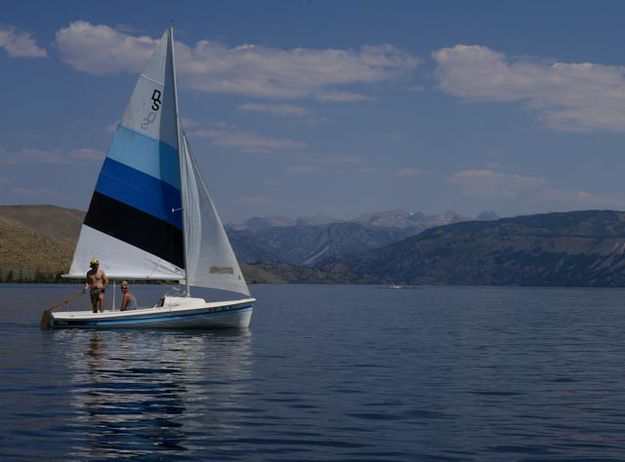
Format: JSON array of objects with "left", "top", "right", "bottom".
[{"left": 335, "top": 210, "right": 625, "bottom": 287}]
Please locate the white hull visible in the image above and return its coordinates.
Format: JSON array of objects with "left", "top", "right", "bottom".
[{"left": 50, "top": 296, "right": 254, "bottom": 329}]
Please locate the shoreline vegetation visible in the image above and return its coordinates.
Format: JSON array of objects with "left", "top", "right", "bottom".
[
  {"left": 0, "top": 269, "right": 175, "bottom": 284},
  {"left": 0, "top": 271, "right": 176, "bottom": 284},
  {"left": 0, "top": 261, "right": 377, "bottom": 285},
  {"left": 0, "top": 269, "right": 65, "bottom": 284}
]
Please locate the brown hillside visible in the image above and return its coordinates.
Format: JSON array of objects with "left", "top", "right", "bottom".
[{"left": 0, "top": 205, "right": 84, "bottom": 277}]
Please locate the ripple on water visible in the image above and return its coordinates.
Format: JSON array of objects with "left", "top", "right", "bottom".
[{"left": 3, "top": 285, "right": 625, "bottom": 460}]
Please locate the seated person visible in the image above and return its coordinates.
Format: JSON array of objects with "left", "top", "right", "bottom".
[{"left": 120, "top": 281, "right": 138, "bottom": 311}]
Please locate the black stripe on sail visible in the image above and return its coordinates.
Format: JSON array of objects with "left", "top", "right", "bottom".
[{"left": 85, "top": 192, "right": 184, "bottom": 269}]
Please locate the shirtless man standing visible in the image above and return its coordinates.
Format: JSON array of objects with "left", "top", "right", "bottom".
[{"left": 84, "top": 259, "right": 108, "bottom": 313}]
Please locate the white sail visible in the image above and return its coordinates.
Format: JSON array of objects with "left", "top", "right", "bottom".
[
  {"left": 68, "top": 227, "right": 183, "bottom": 280},
  {"left": 180, "top": 133, "right": 251, "bottom": 296},
  {"left": 67, "top": 29, "right": 184, "bottom": 280},
  {"left": 48, "top": 26, "right": 255, "bottom": 331}
]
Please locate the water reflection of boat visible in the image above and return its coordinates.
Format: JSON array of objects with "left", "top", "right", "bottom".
[{"left": 60, "top": 329, "right": 252, "bottom": 458}]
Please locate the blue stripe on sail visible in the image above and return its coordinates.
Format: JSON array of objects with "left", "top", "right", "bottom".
[
  {"left": 108, "top": 124, "right": 180, "bottom": 189},
  {"left": 95, "top": 158, "right": 182, "bottom": 230}
]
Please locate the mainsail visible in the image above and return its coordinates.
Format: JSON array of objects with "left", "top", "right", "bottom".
[
  {"left": 68, "top": 29, "right": 183, "bottom": 280},
  {"left": 180, "top": 132, "right": 250, "bottom": 296},
  {"left": 67, "top": 27, "right": 250, "bottom": 297}
]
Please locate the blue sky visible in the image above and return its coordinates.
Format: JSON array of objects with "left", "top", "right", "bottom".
[{"left": 3, "top": 0, "right": 625, "bottom": 222}]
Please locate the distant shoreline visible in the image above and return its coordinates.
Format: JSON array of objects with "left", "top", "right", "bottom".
[{"left": 3, "top": 280, "right": 625, "bottom": 289}]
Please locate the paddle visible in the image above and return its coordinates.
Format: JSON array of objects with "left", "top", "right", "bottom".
[{"left": 40, "top": 291, "right": 85, "bottom": 330}]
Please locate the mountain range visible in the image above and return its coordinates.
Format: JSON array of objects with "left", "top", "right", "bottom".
[
  {"left": 5, "top": 205, "right": 625, "bottom": 287},
  {"left": 333, "top": 210, "right": 625, "bottom": 287},
  {"left": 0, "top": 206, "right": 496, "bottom": 282},
  {"left": 227, "top": 209, "right": 494, "bottom": 266}
]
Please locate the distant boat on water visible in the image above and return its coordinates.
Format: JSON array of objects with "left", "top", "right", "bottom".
[
  {"left": 378, "top": 283, "right": 419, "bottom": 289},
  {"left": 42, "top": 27, "right": 254, "bottom": 329}
]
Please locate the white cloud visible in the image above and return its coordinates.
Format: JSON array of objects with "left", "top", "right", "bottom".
[
  {"left": 395, "top": 167, "right": 426, "bottom": 177},
  {"left": 0, "top": 25, "right": 47, "bottom": 58},
  {"left": 18, "top": 149, "right": 67, "bottom": 164},
  {"left": 69, "top": 148, "right": 105, "bottom": 160},
  {"left": 284, "top": 164, "right": 318, "bottom": 173},
  {"left": 56, "top": 21, "right": 155, "bottom": 74},
  {"left": 407, "top": 84, "right": 424, "bottom": 93},
  {"left": 449, "top": 169, "right": 546, "bottom": 197},
  {"left": 533, "top": 188, "right": 625, "bottom": 209},
  {"left": 237, "top": 104, "right": 330, "bottom": 125},
  {"left": 433, "top": 44, "right": 625, "bottom": 132},
  {"left": 56, "top": 21, "right": 420, "bottom": 100},
  {"left": 282, "top": 154, "right": 360, "bottom": 170},
  {"left": 194, "top": 126, "right": 306, "bottom": 153},
  {"left": 449, "top": 168, "right": 625, "bottom": 209},
  {"left": 315, "top": 155, "right": 360, "bottom": 165},
  {"left": 11, "top": 187, "right": 62, "bottom": 200},
  {"left": 314, "top": 90, "right": 374, "bottom": 102},
  {"left": 237, "top": 103, "right": 312, "bottom": 117},
  {"left": 1, "top": 147, "right": 105, "bottom": 165},
  {"left": 180, "top": 117, "right": 200, "bottom": 128}
]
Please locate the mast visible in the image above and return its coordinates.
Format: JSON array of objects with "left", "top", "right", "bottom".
[{"left": 169, "top": 26, "right": 191, "bottom": 297}]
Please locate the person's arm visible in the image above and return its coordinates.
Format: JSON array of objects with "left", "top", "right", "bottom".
[{"left": 102, "top": 272, "right": 109, "bottom": 288}]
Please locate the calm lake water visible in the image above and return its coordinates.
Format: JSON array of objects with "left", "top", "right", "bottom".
[{"left": 2, "top": 284, "right": 625, "bottom": 461}]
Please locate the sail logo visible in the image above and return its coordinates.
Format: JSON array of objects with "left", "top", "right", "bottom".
[
  {"left": 140, "top": 89, "right": 163, "bottom": 129},
  {"left": 151, "top": 89, "right": 162, "bottom": 111}
]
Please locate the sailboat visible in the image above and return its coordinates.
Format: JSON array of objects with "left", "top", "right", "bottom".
[{"left": 45, "top": 27, "right": 255, "bottom": 329}]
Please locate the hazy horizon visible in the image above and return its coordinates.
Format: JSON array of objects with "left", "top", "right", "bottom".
[{"left": 6, "top": 201, "right": 625, "bottom": 227}]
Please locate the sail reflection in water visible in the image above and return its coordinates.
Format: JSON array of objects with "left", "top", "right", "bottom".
[{"left": 57, "top": 329, "right": 252, "bottom": 459}]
